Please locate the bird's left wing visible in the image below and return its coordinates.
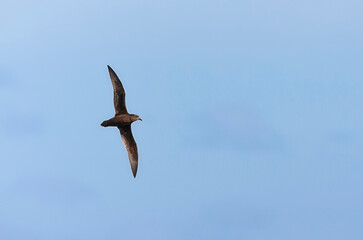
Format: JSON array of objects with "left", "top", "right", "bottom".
[
  {"left": 107, "top": 65, "right": 128, "bottom": 115},
  {"left": 118, "top": 125, "right": 138, "bottom": 177}
]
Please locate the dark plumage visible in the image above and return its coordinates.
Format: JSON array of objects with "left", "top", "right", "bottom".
[{"left": 101, "top": 65, "right": 142, "bottom": 178}]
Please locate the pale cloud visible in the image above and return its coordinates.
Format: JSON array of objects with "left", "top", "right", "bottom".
[{"left": 183, "top": 104, "right": 284, "bottom": 154}]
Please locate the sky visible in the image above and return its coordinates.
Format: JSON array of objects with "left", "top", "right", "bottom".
[{"left": 0, "top": 0, "right": 362, "bottom": 239}]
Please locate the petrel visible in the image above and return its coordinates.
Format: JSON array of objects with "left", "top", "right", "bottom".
[{"left": 101, "top": 65, "right": 142, "bottom": 178}]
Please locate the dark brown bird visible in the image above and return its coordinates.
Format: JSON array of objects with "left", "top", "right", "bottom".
[{"left": 101, "top": 65, "right": 142, "bottom": 178}]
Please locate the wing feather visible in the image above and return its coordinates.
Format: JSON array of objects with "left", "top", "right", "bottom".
[
  {"left": 118, "top": 125, "right": 138, "bottom": 177},
  {"left": 107, "top": 65, "right": 128, "bottom": 115}
]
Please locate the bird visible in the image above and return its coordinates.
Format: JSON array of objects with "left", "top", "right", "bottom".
[{"left": 101, "top": 65, "right": 142, "bottom": 178}]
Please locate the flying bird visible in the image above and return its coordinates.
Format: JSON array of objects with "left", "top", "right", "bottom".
[{"left": 101, "top": 65, "right": 142, "bottom": 178}]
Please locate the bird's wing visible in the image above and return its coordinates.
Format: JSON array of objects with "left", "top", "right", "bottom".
[
  {"left": 107, "top": 65, "right": 128, "bottom": 115},
  {"left": 118, "top": 125, "right": 138, "bottom": 177}
]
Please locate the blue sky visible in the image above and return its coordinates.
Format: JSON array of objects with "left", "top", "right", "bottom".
[{"left": 0, "top": 0, "right": 362, "bottom": 239}]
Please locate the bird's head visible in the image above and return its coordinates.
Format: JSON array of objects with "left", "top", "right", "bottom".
[{"left": 131, "top": 114, "right": 142, "bottom": 122}]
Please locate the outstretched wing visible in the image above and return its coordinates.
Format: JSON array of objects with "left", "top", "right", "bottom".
[
  {"left": 118, "top": 125, "right": 138, "bottom": 177},
  {"left": 107, "top": 65, "right": 128, "bottom": 115}
]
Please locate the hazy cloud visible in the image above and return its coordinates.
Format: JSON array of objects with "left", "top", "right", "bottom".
[
  {"left": 5, "top": 175, "right": 99, "bottom": 206},
  {"left": 184, "top": 104, "right": 284, "bottom": 154},
  {"left": 0, "top": 69, "right": 13, "bottom": 86},
  {"left": 1, "top": 112, "right": 46, "bottom": 137}
]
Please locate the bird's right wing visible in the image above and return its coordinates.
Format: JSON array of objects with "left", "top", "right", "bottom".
[
  {"left": 118, "top": 125, "right": 138, "bottom": 177},
  {"left": 107, "top": 65, "right": 128, "bottom": 115}
]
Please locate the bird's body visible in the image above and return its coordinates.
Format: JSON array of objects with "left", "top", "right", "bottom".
[
  {"left": 101, "top": 65, "right": 141, "bottom": 178},
  {"left": 101, "top": 114, "right": 139, "bottom": 127}
]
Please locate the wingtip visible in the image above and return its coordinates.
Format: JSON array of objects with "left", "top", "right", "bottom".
[
  {"left": 132, "top": 168, "right": 137, "bottom": 178},
  {"left": 131, "top": 162, "right": 138, "bottom": 178},
  {"left": 107, "top": 65, "right": 117, "bottom": 77}
]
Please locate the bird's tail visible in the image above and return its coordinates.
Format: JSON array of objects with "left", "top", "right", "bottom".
[{"left": 101, "top": 119, "right": 113, "bottom": 127}]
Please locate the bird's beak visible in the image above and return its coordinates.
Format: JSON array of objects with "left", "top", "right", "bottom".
[{"left": 138, "top": 117, "right": 142, "bottom": 121}]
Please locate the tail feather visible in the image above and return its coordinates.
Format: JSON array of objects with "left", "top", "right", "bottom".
[{"left": 101, "top": 119, "right": 112, "bottom": 127}]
